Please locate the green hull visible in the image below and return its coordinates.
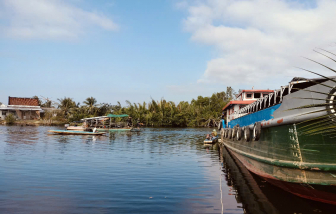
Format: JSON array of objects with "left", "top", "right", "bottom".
[{"left": 222, "top": 123, "right": 336, "bottom": 185}]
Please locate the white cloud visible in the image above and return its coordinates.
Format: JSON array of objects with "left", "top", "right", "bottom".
[
  {"left": 0, "top": 0, "right": 118, "bottom": 40},
  {"left": 181, "top": 0, "right": 336, "bottom": 89}
]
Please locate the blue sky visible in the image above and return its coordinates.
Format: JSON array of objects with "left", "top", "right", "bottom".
[
  {"left": 0, "top": 0, "right": 216, "bottom": 106},
  {"left": 1, "top": 0, "right": 336, "bottom": 106}
]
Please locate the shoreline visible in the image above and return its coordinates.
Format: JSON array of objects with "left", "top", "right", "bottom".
[
  {"left": 0, "top": 121, "right": 216, "bottom": 128},
  {"left": 0, "top": 120, "right": 66, "bottom": 127}
]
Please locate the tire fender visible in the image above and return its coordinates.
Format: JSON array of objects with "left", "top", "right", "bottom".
[
  {"left": 253, "top": 122, "right": 261, "bottom": 141},
  {"left": 236, "top": 127, "right": 242, "bottom": 140},
  {"left": 231, "top": 127, "right": 236, "bottom": 140},
  {"left": 244, "top": 126, "right": 251, "bottom": 142}
]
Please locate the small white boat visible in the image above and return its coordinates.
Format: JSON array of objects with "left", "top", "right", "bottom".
[
  {"left": 67, "top": 126, "right": 85, "bottom": 131},
  {"left": 48, "top": 130, "right": 105, "bottom": 135}
]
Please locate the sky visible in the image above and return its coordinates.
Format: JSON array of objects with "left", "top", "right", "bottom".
[{"left": 1, "top": 0, "right": 336, "bottom": 106}]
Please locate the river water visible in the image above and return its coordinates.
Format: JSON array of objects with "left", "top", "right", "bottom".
[{"left": 0, "top": 126, "right": 335, "bottom": 214}]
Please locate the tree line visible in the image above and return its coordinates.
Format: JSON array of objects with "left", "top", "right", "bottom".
[{"left": 38, "top": 87, "right": 235, "bottom": 127}]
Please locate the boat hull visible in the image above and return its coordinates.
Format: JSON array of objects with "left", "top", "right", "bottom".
[
  {"left": 221, "top": 122, "right": 336, "bottom": 205},
  {"left": 226, "top": 148, "right": 336, "bottom": 205},
  {"left": 48, "top": 130, "right": 105, "bottom": 135},
  {"left": 96, "top": 128, "right": 131, "bottom": 132}
]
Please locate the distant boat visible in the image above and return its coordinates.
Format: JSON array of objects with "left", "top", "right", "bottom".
[
  {"left": 80, "top": 114, "right": 132, "bottom": 132},
  {"left": 48, "top": 130, "right": 105, "bottom": 135}
]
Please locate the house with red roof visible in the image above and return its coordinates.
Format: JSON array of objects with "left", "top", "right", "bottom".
[{"left": 0, "top": 96, "right": 42, "bottom": 120}]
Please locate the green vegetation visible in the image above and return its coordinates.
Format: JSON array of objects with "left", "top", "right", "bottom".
[
  {"left": 42, "top": 87, "right": 235, "bottom": 127},
  {"left": 5, "top": 113, "right": 16, "bottom": 125}
]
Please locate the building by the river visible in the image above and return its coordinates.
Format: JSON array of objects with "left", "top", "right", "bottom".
[{"left": 0, "top": 96, "right": 42, "bottom": 120}]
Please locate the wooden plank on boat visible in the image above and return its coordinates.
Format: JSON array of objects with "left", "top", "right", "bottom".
[
  {"left": 48, "top": 130, "right": 105, "bottom": 135},
  {"left": 67, "top": 126, "right": 85, "bottom": 131},
  {"left": 204, "top": 138, "right": 218, "bottom": 144}
]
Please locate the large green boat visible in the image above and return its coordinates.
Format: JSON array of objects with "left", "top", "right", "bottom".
[{"left": 220, "top": 75, "right": 336, "bottom": 205}]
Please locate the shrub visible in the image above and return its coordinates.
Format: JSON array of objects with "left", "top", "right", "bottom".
[{"left": 5, "top": 113, "right": 16, "bottom": 125}]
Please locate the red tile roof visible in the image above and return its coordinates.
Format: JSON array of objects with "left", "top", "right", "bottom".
[
  {"left": 222, "top": 100, "right": 255, "bottom": 111},
  {"left": 8, "top": 97, "right": 39, "bottom": 106}
]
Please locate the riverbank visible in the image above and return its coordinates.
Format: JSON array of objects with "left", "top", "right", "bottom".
[
  {"left": 0, "top": 119, "right": 66, "bottom": 126},
  {"left": 0, "top": 120, "right": 219, "bottom": 128}
]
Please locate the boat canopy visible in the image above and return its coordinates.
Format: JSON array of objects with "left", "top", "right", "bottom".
[
  {"left": 81, "top": 114, "right": 129, "bottom": 121},
  {"left": 106, "top": 114, "right": 129, "bottom": 118}
]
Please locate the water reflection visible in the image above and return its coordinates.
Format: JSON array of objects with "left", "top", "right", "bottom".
[
  {"left": 0, "top": 126, "right": 228, "bottom": 214},
  {"left": 1, "top": 126, "right": 335, "bottom": 214}
]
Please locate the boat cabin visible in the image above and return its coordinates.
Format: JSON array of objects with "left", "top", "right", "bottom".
[{"left": 222, "top": 90, "right": 273, "bottom": 128}]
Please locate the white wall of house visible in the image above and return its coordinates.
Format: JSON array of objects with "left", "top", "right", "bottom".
[
  {"left": 0, "top": 110, "right": 6, "bottom": 120},
  {"left": 0, "top": 110, "right": 18, "bottom": 120}
]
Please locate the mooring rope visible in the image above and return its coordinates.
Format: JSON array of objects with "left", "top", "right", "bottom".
[{"left": 219, "top": 155, "right": 224, "bottom": 214}]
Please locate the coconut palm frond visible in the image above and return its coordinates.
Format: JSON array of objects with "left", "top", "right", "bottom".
[
  {"left": 290, "top": 97, "right": 335, "bottom": 102},
  {"left": 314, "top": 49, "right": 336, "bottom": 63},
  {"left": 292, "top": 88, "right": 332, "bottom": 97},
  {"left": 299, "top": 120, "right": 335, "bottom": 133},
  {"left": 303, "top": 57, "right": 336, "bottom": 74},
  {"left": 286, "top": 103, "right": 332, "bottom": 111},
  {"left": 298, "top": 117, "right": 333, "bottom": 130},
  {"left": 295, "top": 68, "right": 336, "bottom": 87}
]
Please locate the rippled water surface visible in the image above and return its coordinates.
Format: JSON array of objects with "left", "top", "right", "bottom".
[{"left": 0, "top": 126, "right": 335, "bottom": 214}]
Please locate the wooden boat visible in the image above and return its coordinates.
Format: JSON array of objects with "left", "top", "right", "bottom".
[
  {"left": 220, "top": 76, "right": 336, "bottom": 205},
  {"left": 48, "top": 130, "right": 105, "bottom": 135}
]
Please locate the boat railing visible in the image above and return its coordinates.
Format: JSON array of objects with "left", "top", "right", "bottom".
[{"left": 231, "top": 79, "right": 311, "bottom": 120}]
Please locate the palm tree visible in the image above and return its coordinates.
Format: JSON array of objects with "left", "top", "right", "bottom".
[
  {"left": 32, "top": 95, "right": 42, "bottom": 106},
  {"left": 57, "top": 97, "right": 77, "bottom": 117},
  {"left": 83, "top": 97, "right": 98, "bottom": 115}
]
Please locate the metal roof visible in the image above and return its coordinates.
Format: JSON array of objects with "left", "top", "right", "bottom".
[
  {"left": 81, "top": 114, "right": 129, "bottom": 120},
  {"left": 0, "top": 105, "right": 42, "bottom": 111},
  {"left": 222, "top": 100, "right": 255, "bottom": 111}
]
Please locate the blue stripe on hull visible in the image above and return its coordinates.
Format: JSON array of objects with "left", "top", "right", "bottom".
[{"left": 228, "top": 104, "right": 281, "bottom": 128}]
